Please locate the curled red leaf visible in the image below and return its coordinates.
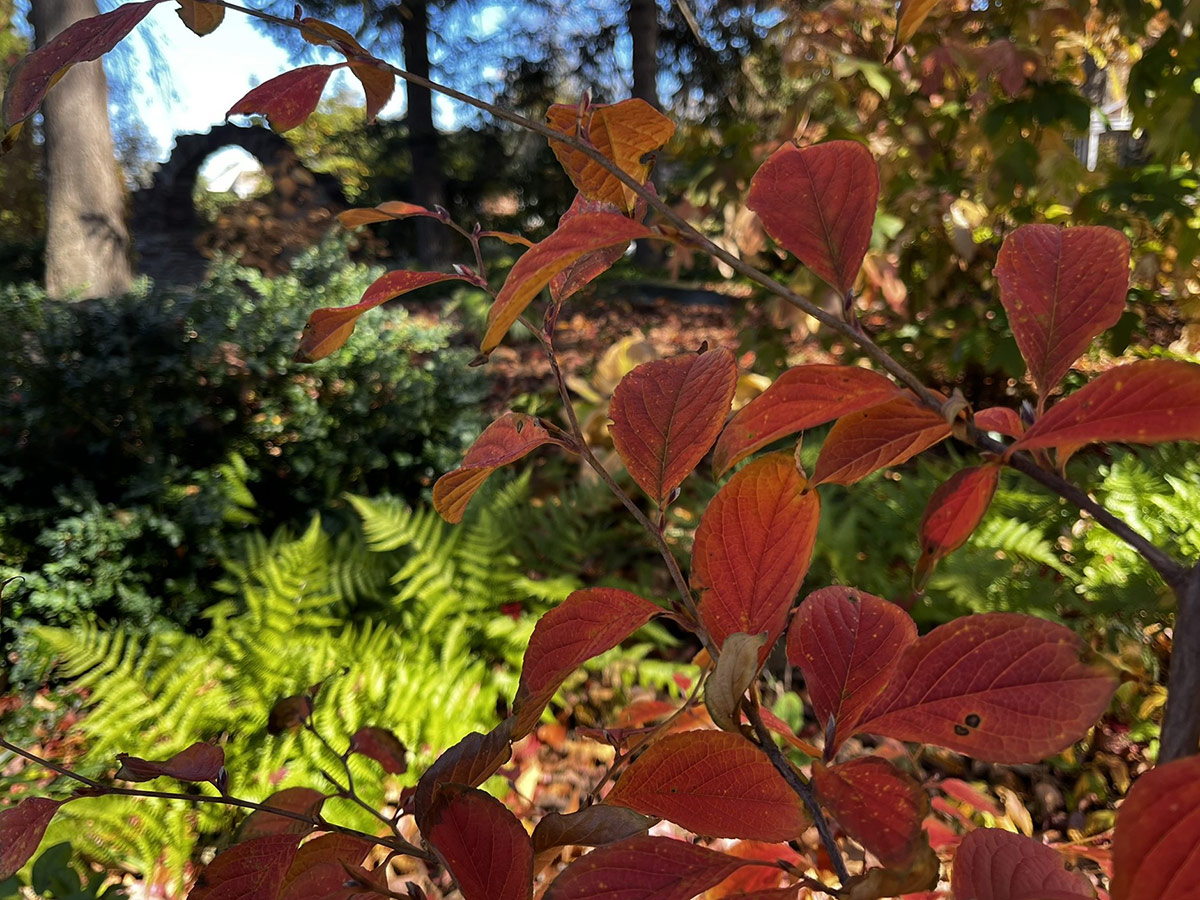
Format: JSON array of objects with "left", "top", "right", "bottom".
[
  {"left": 115, "top": 741, "right": 225, "bottom": 789},
  {"left": 915, "top": 464, "right": 1001, "bottom": 587}
]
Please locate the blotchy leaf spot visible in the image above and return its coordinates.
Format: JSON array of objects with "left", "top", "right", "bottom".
[
  {"left": 994, "top": 225, "right": 1130, "bottom": 397},
  {"left": 1112, "top": 755, "right": 1200, "bottom": 900},
  {"left": 0, "top": 797, "right": 65, "bottom": 880},
  {"left": 605, "top": 730, "right": 808, "bottom": 841},
  {"left": 424, "top": 785, "right": 533, "bottom": 900},
  {"left": 1012, "top": 359, "right": 1200, "bottom": 463},
  {"left": 812, "top": 758, "right": 929, "bottom": 867},
  {"left": 713, "top": 364, "right": 901, "bottom": 476},
  {"left": 413, "top": 719, "right": 513, "bottom": 828},
  {"left": 188, "top": 834, "right": 302, "bottom": 900},
  {"left": 544, "top": 835, "right": 757, "bottom": 900},
  {"left": 531, "top": 806, "right": 657, "bottom": 854},
  {"left": 812, "top": 394, "right": 950, "bottom": 486},
  {"left": 610, "top": 348, "right": 738, "bottom": 505},
  {"left": 787, "top": 586, "right": 917, "bottom": 755},
  {"left": 746, "top": 141, "right": 879, "bottom": 295},
  {"left": 692, "top": 453, "right": 820, "bottom": 660},
  {"left": 115, "top": 741, "right": 225, "bottom": 789},
  {"left": 226, "top": 64, "right": 340, "bottom": 133},
  {"left": 855, "top": 613, "right": 1117, "bottom": 763},
  {"left": 915, "top": 464, "right": 1000, "bottom": 587},
  {"left": 951, "top": 828, "right": 1093, "bottom": 900}
]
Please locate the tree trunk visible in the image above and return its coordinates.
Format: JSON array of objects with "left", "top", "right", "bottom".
[
  {"left": 402, "top": 0, "right": 447, "bottom": 266},
  {"left": 29, "top": 0, "right": 133, "bottom": 299},
  {"left": 628, "top": 0, "right": 662, "bottom": 268}
]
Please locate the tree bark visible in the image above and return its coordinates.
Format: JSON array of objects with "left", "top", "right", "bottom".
[
  {"left": 29, "top": 0, "right": 133, "bottom": 299},
  {"left": 402, "top": 0, "right": 448, "bottom": 266},
  {"left": 1160, "top": 566, "right": 1200, "bottom": 763},
  {"left": 629, "top": 0, "right": 661, "bottom": 268}
]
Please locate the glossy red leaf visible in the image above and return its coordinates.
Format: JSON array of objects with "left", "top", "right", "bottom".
[
  {"left": 434, "top": 413, "right": 566, "bottom": 523},
  {"left": 226, "top": 65, "right": 339, "bottom": 133},
  {"left": 1111, "top": 755, "right": 1200, "bottom": 900},
  {"left": 483, "top": 213, "right": 652, "bottom": 354},
  {"left": 413, "top": 719, "right": 513, "bottom": 827},
  {"left": 296, "top": 270, "right": 471, "bottom": 362},
  {"left": 336, "top": 201, "right": 441, "bottom": 228},
  {"left": 855, "top": 613, "right": 1117, "bottom": 763},
  {"left": 713, "top": 364, "right": 901, "bottom": 476},
  {"left": 812, "top": 394, "right": 951, "bottom": 486},
  {"left": 994, "top": 225, "right": 1130, "bottom": 397},
  {"left": 975, "top": 407, "right": 1025, "bottom": 439},
  {"left": 610, "top": 349, "right": 739, "bottom": 505},
  {"left": 2, "top": 0, "right": 159, "bottom": 139},
  {"left": 514, "top": 587, "right": 661, "bottom": 739},
  {"left": 915, "top": 464, "right": 1001, "bottom": 587},
  {"left": 176, "top": 0, "right": 225, "bottom": 36},
  {"left": 531, "top": 806, "right": 657, "bottom": 853},
  {"left": 0, "top": 797, "right": 64, "bottom": 880},
  {"left": 277, "top": 834, "right": 374, "bottom": 900},
  {"left": 1012, "top": 359, "right": 1200, "bottom": 462},
  {"left": 188, "top": 834, "right": 302, "bottom": 900},
  {"left": 746, "top": 141, "right": 880, "bottom": 294},
  {"left": 605, "top": 731, "right": 808, "bottom": 841},
  {"left": 691, "top": 453, "right": 820, "bottom": 660},
  {"left": 115, "top": 741, "right": 225, "bottom": 788},
  {"left": 238, "top": 788, "right": 325, "bottom": 841},
  {"left": 812, "top": 757, "right": 929, "bottom": 866},
  {"left": 348, "top": 727, "right": 407, "bottom": 775},
  {"left": 425, "top": 785, "right": 532, "bottom": 900},
  {"left": 788, "top": 586, "right": 917, "bottom": 753},
  {"left": 951, "top": 829, "right": 1092, "bottom": 900},
  {"left": 544, "top": 835, "right": 756, "bottom": 900}
]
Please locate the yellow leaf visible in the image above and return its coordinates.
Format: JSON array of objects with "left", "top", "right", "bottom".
[
  {"left": 175, "top": 0, "right": 224, "bottom": 36},
  {"left": 889, "top": 0, "right": 939, "bottom": 60}
]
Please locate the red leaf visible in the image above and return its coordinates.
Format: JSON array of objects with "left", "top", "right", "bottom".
[
  {"left": 544, "top": 835, "right": 756, "bottom": 900},
  {"left": 855, "top": 613, "right": 1117, "bottom": 763},
  {"left": 700, "top": 840, "right": 803, "bottom": 897},
  {"left": 2, "top": 0, "right": 159, "bottom": 136},
  {"left": 812, "top": 394, "right": 950, "bottom": 486},
  {"left": 975, "top": 407, "right": 1025, "bottom": 439},
  {"left": 915, "top": 464, "right": 1000, "bottom": 587},
  {"left": 951, "top": 829, "right": 1092, "bottom": 900},
  {"left": 413, "top": 719, "right": 513, "bottom": 827},
  {"left": 610, "top": 349, "right": 739, "bottom": 505},
  {"left": 277, "top": 834, "right": 374, "bottom": 900},
  {"left": 711, "top": 890, "right": 802, "bottom": 900},
  {"left": 549, "top": 191, "right": 644, "bottom": 302},
  {"left": 296, "top": 270, "right": 471, "bottom": 362},
  {"left": 812, "top": 757, "right": 929, "bottom": 867},
  {"left": 713, "top": 364, "right": 901, "bottom": 476},
  {"left": 115, "top": 741, "right": 225, "bottom": 789},
  {"left": 993, "top": 224, "right": 1130, "bottom": 397},
  {"left": 746, "top": 141, "right": 880, "bottom": 294},
  {"left": 424, "top": 785, "right": 533, "bottom": 900},
  {"left": 483, "top": 213, "right": 653, "bottom": 354},
  {"left": 938, "top": 779, "right": 1003, "bottom": 818},
  {"left": 531, "top": 806, "right": 658, "bottom": 853},
  {"left": 691, "top": 453, "right": 820, "bottom": 660},
  {"left": 348, "top": 727, "right": 407, "bottom": 775},
  {"left": 0, "top": 797, "right": 64, "bottom": 880},
  {"left": 188, "top": 834, "right": 302, "bottom": 900},
  {"left": 226, "top": 65, "right": 339, "bottom": 133},
  {"left": 1011, "top": 360, "right": 1200, "bottom": 463},
  {"left": 433, "top": 413, "right": 566, "bottom": 523},
  {"left": 238, "top": 788, "right": 326, "bottom": 841},
  {"left": 787, "top": 586, "right": 917, "bottom": 754},
  {"left": 605, "top": 731, "right": 808, "bottom": 841},
  {"left": 514, "top": 587, "right": 662, "bottom": 739},
  {"left": 1111, "top": 755, "right": 1200, "bottom": 900},
  {"left": 336, "top": 201, "right": 441, "bottom": 229}
]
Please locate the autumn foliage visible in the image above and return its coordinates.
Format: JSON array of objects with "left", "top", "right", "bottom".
[{"left": 4, "top": 2, "right": 1200, "bottom": 900}]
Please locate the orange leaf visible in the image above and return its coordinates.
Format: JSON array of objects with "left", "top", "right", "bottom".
[
  {"left": 856, "top": 613, "right": 1117, "bottom": 763},
  {"left": 692, "top": 453, "right": 820, "bottom": 660},
  {"left": 433, "top": 413, "right": 566, "bottom": 523},
  {"left": 605, "top": 731, "right": 808, "bottom": 841},
  {"left": 787, "top": 586, "right": 917, "bottom": 754},
  {"left": 713, "top": 364, "right": 902, "bottom": 476},
  {"left": 546, "top": 98, "right": 675, "bottom": 213},
  {"left": 0, "top": 797, "right": 65, "bottom": 880},
  {"left": 610, "top": 348, "right": 738, "bottom": 505},
  {"left": 889, "top": 0, "right": 941, "bottom": 60},
  {"left": 2, "top": 0, "right": 159, "bottom": 139},
  {"left": 337, "top": 201, "right": 441, "bottom": 228},
  {"left": 237, "top": 788, "right": 325, "bottom": 841},
  {"left": 295, "top": 270, "right": 471, "bottom": 362},
  {"left": 1112, "top": 755, "right": 1200, "bottom": 900},
  {"left": 812, "top": 758, "right": 929, "bottom": 867},
  {"left": 746, "top": 141, "right": 879, "bottom": 295},
  {"left": 483, "top": 213, "right": 653, "bottom": 354},
  {"left": 994, "top": 225, "right": 1130, "bottom": 398},
  {"left": 348, "top": 60, "right": 394, "bottom": 123},
  {"left": 975, "top": 406, "right": 1025, "bottom": 439},
  {"left": 549, "top": 191, "right": 647, "bottom": 302},
  {"left": 277, "top": 834, "right": 374, "bottom": 900},
  {"left": 226, "top": 65, "right": 339, "bottom": 133},
  {"left": 812, "top": 394, "right": 950, "bottom": 486},
  {"left": 425, "top": 785, "right": 533, "bottom": 900},
  {"left": 951, "top": 829, "right": 1093, "bottom": 900},
  {"left": 115, "top": 741, "right": 225, "bottom": 789},
  {"left": 175, "top": 0, "right": 224, "bottom": 36},
  {"left": 544, "top": 836, "right": 757, "bottom": 900},
  {"left": 513, "top": 587, "right": 662, "bottom": 739},
  {"left": 189, "top": 834, "right": 302, "bottom": 900},
  {"left": 1012, "top": 359, "right": 1200, "bottom": 462},
  {"left": 299, "top": 17, "right": 367, "bottom": 54},
  {"left": 915, "top": 464, "right": 1000, "bottom": 587},
  {"left": 413, "top": 719, "right": 513, "bottom": 828}
]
